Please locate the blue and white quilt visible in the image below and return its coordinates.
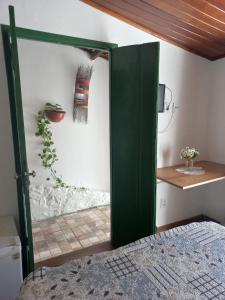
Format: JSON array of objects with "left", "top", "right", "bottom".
[{"left": 18, "top": 222, "right": 225, "bottom": 299}]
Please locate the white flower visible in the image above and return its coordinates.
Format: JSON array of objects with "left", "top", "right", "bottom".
[{"left": 180, "top": 146, "right": 199, "bottom": 160}]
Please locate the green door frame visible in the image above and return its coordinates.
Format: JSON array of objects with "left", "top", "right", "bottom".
[
  {"left": 2, "top": 8, "right": 159, "bottom": 277},
  {"left": 1, "top": 21, "right": 117, "bottom": 277},
  {"left": 1, "top": 25, "right": 117, "bottom": 50}
]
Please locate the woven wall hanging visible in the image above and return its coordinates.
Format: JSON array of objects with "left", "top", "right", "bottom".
[{"left": 73, "top": 65, "right": 93, "bottom": 123}]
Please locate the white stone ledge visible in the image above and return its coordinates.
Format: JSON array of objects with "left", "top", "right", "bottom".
[{"left": 30, "top": 184, "right": 110, "bottom": 221}]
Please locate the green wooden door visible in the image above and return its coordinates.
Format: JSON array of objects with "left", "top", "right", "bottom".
[
  {"left": 111, "top": 42, "right": 159, "bottom": 247},
  {"left": 2, "top": 6, "right": 34, "bottom": 277}
]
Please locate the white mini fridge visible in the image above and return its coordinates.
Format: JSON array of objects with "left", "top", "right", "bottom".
[{"left": 0, "top": 216, "right": 23, "bottom": 300}]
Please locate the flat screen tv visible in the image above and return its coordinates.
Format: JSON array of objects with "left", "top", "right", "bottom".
[{"left": 158, "top": 84, "right": 165, "bottom": 113}]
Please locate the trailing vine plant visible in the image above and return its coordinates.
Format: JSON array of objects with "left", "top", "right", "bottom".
[{"left": 35, "top": 103, "right": 68, "bottom": 188}]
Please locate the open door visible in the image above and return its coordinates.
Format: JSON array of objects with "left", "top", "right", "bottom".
[
  {"left": 2, "top": 6, "right": 34, "bottom": 277},
  {"left": 111, "top": 42, "right": 159, "bottom": 247},
  {"left": 2, "top": 4, "right": 158, "bottom": 275}
]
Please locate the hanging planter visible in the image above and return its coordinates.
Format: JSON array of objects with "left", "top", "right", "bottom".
[
  {"left": 45, "top": 110, "right": 65, "bottom": 122},
  {"left": 35, "top": 102, "right": 68, "bottom": 188},
  {"left": 45, "top": 103, "right": 65, "bottom": 122},
  {"left": 73, "top": 65, "right": 93, "bottom": 123}
]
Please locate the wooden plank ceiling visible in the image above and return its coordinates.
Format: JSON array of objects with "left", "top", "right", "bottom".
[{"left": 81, "top": 0, "right": 225, "bottom": 60}]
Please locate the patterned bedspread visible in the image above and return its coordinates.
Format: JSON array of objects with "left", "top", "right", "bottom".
[{"left": 17, "top": 222, "right": 225, "bottom": 299}]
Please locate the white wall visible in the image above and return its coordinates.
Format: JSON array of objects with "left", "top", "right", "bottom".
[
  {"left": 18, "top": 39, "right": 110, "bottom": 191},
  {"left": 156, "top": 46, "right": 211, "bottom": 226},
  {"left": 202, "top": 58, "right": 225, "bottom": 223},
  {"left": 0, "top": 0, "right": 212, "bottom": 227}
]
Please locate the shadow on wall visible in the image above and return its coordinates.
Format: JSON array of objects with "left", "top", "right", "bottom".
[
  {"left": 0, "top": 34, "right": 19, "bottom": 227},
  {"left": 202, "top": 180, "right": 225, "bottom": 224},
  {"left": 160, "top": 146, "right": 172, "bottom": 167}
]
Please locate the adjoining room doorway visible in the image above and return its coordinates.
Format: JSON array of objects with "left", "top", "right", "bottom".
[
  {"left": 2, "top": 5, "right": 159, "bottom": 277},
  {"left": 16, "top": 38, "right": 111, "bottom": 265}
]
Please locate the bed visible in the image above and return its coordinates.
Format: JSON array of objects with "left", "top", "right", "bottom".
[{"left": 17, "top": 222, "right": 225, "bottom": 299}]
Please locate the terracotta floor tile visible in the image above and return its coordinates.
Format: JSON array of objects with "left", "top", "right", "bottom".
[
  {"left": 66, "top": 220, "right": 76, "bottom": 226},
  {"left": 59, "top": 225, "right": 70, "bottom": 231},
  {"left": 32, "top": 227, "right": 40, "bottom": 233},
  {"left": 67, "top": 236, "right": 78, "bottom": 243},
  {"left": 96, "top": 230, "right": 105, "bottom": 236},
  {"left": 71, "top": 229, "right": 83, "bottom": 237},
  {"left": 89, "top": 236, "right": 99, "bottom": 243},
  {"left": 64, "top": 232, "right": 75, "bottom": 239},
  {"left": 58, "top": 241, "right": 72, "bottom": 250},
  {"left": 39, "top": 250, "right": 51, "bottom": 258},
  {"left": 34, "top": 253, "right": 40, "bottom": 261},
  {"left": 33, "top": 235, "right": 44, "bottom": 242},
  {"left": 49, "top": 248, "right": 62, "bottom": 256},
  {"left": 50, "top": 224, "right": 61, "bottom": 230},
  {"left": 35, "top": 240, "right": 47, "bottom": 247},
  {"left": 32, "top": 205, "right": 110, "bottom": 263},
  {"left": 78, "top": 233, "right": 93, "bottom": 240},
  {"left": 70, "top": 223, "right": 83, "bottom": 229},
  {"left": 79, "top": 239, "right": 93, "bottom": 248},
  {"left": 56, "top": 236, "right": 66, "bottom": 242},
  {"left": 47, "top": 241, "right": 58, "bottom": 249},
  {"left": 63, "top": 227, "right": 74, "bottom": 233},
  {"left": 33, "top": 231, "right": 43, "bottom": 237},
  {"left": 81, "top": 224, "right": 91, "bottom": 232},
  {"left": 70, "top": 241, "right": 82, "bottom": 250},
  {"left": 47, "top": 219, "right": 57, "bottom": 225},
  {"left": 39, "top": 222, "right": 49, "bottom": 229}
]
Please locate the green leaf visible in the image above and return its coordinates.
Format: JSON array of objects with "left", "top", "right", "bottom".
[{"left": 35, "top": 103, "right": 69, "bottom": 188}]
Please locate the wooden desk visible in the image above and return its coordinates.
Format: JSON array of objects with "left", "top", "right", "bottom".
[{"left": 157, "top": 160, "right": 225, "bottom": 189}]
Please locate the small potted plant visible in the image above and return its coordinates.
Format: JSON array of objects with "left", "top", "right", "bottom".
[
  {"left": 180, "top": 146, "right": 199, "bottom": 168},
  {"left": 45, "top": 102, "right": 65, "bottom": 122}
]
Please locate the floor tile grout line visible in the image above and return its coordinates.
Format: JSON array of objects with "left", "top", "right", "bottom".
[{"left": 33, "top": 205, "right": 110, "bottom": 263}]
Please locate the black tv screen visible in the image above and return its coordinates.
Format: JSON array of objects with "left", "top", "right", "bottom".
[{"left": 158, "top": 84, "right": 165, "bottom": 113}]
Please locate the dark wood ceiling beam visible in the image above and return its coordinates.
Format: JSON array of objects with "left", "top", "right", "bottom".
[
  {"left": 144, "top": 0, "right": 225, "bottom": 36},
  {"left": 164, "top": 0, "right": 225, "bottom": 31},
  {"left": 206, "top": 0, "right": 225, "bottom": 12},
  {"left": 127, "top": 0, "right": 225, "bottom": 48},
  {"left": 82, "top": 0, "right": 190, "bottom": 51},
  {"left": 132, "top": 0, "right": 219, "bottom": 39},
  {"left": 81, "top": 0, "right": 225, "bottom": 60},
  {"left": 93, "top": 0, "right": 222, "bottom": 56},
  {"left": 139, "top": 0, "right": 225, "bottom": 47},
  {"left": 184, "top": 0, "right": 225, "bottom": 23},
  {"left": 127, "top": 0, "right": 210, "bottom": 39}
]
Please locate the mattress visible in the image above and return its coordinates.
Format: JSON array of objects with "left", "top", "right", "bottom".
[{"left": 17, "top": 222, "right": 225, "bottom": 299}]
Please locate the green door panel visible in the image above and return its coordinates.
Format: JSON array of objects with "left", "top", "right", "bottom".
[
  {"left": 111, "top": 42, "right": 159, "bottom": 247},
  {"left": 138, "top": 43, "right": 159, "bottom": 238}
]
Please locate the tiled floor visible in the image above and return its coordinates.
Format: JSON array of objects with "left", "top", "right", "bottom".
[{"left": 32, "top": 205, "right": 110, "bottom": 263}]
